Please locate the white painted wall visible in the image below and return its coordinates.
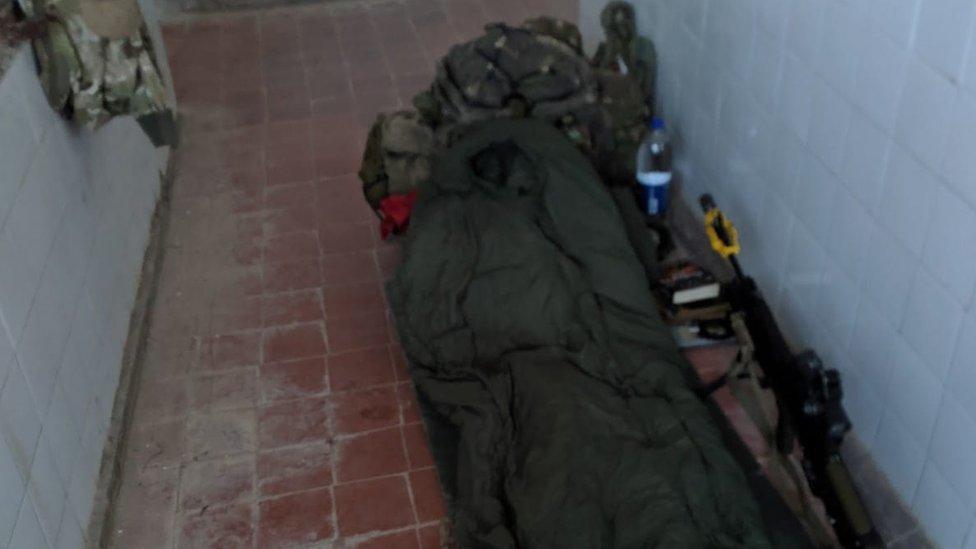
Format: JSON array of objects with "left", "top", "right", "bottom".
[
  {"left": 0, "top": 14, "right": 171, "bottom": 545},
  {"left": 580, "top": 0, "right": 976, "bottom": 546}
]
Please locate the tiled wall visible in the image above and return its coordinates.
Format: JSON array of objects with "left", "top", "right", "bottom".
[
  {"left": 0, "top": 20, "right": 170, "bottom": 548},
  {"left": 580, "top": 0, "right": 976, "bottom": 546}
]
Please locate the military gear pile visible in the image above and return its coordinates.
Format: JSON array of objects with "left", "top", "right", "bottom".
[
  {"left": 360, "top": 11, "right": 657, "bottom": 214},
  {"left": 16, "top": 0, "right": 170, "bottom": 132},
  {"left": 389, "top": 119, "right": 773, "bottom": 547},
  {"left": 360, "top": 111, "right": 437, "bottom": 211}
]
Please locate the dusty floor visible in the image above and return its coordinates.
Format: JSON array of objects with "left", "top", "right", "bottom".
[{"left": 107, "top": 1, "right": 579, "bottom": 548}]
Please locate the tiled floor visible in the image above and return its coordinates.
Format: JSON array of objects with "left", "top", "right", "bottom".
[{"left": 107, "top": 0, "right": 577, "bottom": 547}]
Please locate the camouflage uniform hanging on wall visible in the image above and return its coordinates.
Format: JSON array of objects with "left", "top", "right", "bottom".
[
  {"left": 593, "top": 0, "right": 656, "bottom": 115},
  {"left": 16, "top": 0, "right": 174, "bottom": 144}
]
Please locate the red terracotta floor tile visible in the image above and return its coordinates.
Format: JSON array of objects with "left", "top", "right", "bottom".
[
  {"left": 322, "top": 281, "right": 386, "bottom": 317},
  {"left": 258, "top": 487, "right": 334, "bottom": 548},
  {"left": 264, "top": 181, "right": 317, "bottom": 210},
  {"left": 326, "top": 310, "right": 391, "bottom": 353},
  {"left": 259, "top": 356, "right": 328, "bottom": 403},
  {"left": 203, "top": 331, "right": 263, "bottom": 371},
  {"left": 262, "top": 322, "right": 326, "bottom": 363},
  {"left": 417, "top": 522, "right": 449, "bottom": 549},
  {"left": 263, "top": 258, "right": 323, "bottom": 293},
  {"left": 264, "top": 231, "right": 320, "bottom": 263},
  {"left": 410, "top": 468, "right": 447, "bottom": 522},
  {"left": 125, "top": 419, "right": 185, "bottom": 471},
  {"left": 319, "top": 221, "right": 376, "bottom": 254},
  {"left": 190, "top": 368, "right": 258, "bottom": 412},
  {"left": 262, "top": 289, "right": 323, "bottom": 327},
  {"left": 396, "top": 382, "right": 423, "bottom": 424},
  {"left": 336, "top": 427, "right": 408, "bottom": 482},
  {"left": 329, "top": 346, "right": 396, "bottom": 392},
  {"left": 402, "top": 423, "right": 434, "bottom": 470},
  {"left": 180, "top": 456, "right": 255, "bottom": 511},
  {"left": 263, "top": 203, "right": 319, "bottom": 236},
  {"left": 211, "top": 295, "right": 263, "bottom": 332},
  {"left": 179, "top": 502, "right": 255, "bottom": 549},
  {"left": 357, "top": 529, "right": 421, "bottom": 548},
  {"left": 321, "top": 251, "right": 380, "bottom": 286},
  {"left": 257, "top": 441, "right": 333, "bottom": 497},
  {"left": 331, "top": 386, "right": 400, "bottom": 435},
  {"left": 184, "top": 410, "right": 257, "bottom": 462},
  {"left": 133, "top": 378, "right": 188, "bottom": 423},
  {"left": 391, "top": 346, "right": 410, "bottom": 381},
  {"left": 109, "top": 466, "right": 180, "bottom": 549},
  {"left": 334, "top": 476, "right": 415, "bottom": 536},
  {"left": 258, "top": 396, "right": 331, "bottom": 449}
]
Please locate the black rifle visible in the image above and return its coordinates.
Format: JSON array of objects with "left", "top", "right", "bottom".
[{"left": 698, "top": 194, "right": 882, "bottom": 549}]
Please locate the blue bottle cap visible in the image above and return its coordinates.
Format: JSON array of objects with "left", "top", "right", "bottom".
[{"left": 651, "top": 117, "right": 665, "bottom": 131}]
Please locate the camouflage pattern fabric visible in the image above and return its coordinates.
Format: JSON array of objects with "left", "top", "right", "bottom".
[
  {"left": 362, "top": 6, "right": 658, "bottom": 208},
  {"left": 593, "top": 0, "right": 657, "bottom": 114},
  {"left": 414, "top": 23, "right": 598, "bottom": 128},
  {"left": 16, "top": 0, "right": 169, "bottom": 130},
  {"left": 360, "top": 111, "right": 437, "bottom": 212},
  {"left": 521, "top": 16, "right": 583, "bottom": 55},
  {"left": 594, "top": 68, "right": 649, "bottom": 187}
]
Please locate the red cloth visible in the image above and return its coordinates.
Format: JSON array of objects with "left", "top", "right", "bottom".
[{"left": 379, "top": 190, "right": 419, "bottom": 239}]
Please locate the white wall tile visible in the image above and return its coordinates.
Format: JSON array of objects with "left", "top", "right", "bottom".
[
  {"left": 0, "top": 433, "right": 26, "bottom": 547},
  {"left": 54, "top": 511, "right": 83, "bottom": 549},
  {"left": 878, "top": 145, "right": 938, "bottom": 255},
  {"left": 9, "top": 496, "right": 48, "bottom": 549},
  {"left": 844, "top": 369, "right": 885, "bottom": 443},
  {"left": 826, "top": 186, "right": 873, "bottom": 282},
  {"left": 873, "top": 408, "right": 928, "bottom": 501},
  {"left": 763, "top": 122, "right": 804, "bottom": 202},
  {"left": 807, "top": 77, "right": 854, "bottom": 174},
  {"left": 914, "top": 0, "right": 976, "bottom": 81},
  {"left": 948, "top": 311, "right": 976, "bottom": 422},
  {"left": 749, "top": 29, "right": 783, "bottom": 111},
  {"left": 929, "top": 394, "right": 976, "bottom": 508},
  {"left": 579, "top": 2, "right": 976, "bottom": 543},
  {"left": 941, "top": 89, "right": 976, "bottom": 208},
  {"left": 0, "top": 364, "right": 41, "bottom": 481},
  {"left": 818, "top": 0, "right": 866, "bottom": 96},
  {"left": 853, "top": 27, "right": 910, "bottom": 132},
  {"left": 869, "top": 0, "right": 922, "bottom": 47},
  {"left": 849, "top": 298, "right": 899, "bottom": 390},
  {"left": 779, "top": 54, "right": 817, "bottom": 139},
  {"left": 894, "top": 58, "right": 957, "bottom": 170},
  {"left": 0, "top": 76, "right": 39, "bottom": 231},
  {"left": 884, "top": 336, "right": 943, "bottom": 447},
  {"left": 901, "top": 267, "right": 965, "bottom": 379},
  {"left": 757, "top": 191, "right": 795, "bottom": 280},
  {"left": 792, "top": 154, "right": 840, "bottom": 245},
  {"left": 817, "top": 264, "right": 860, "bottom": 346},
  {"left": 0, "top": 26, "right": 167, "bottom": 544},
  {"left": 787, "top": 0, "right": 826, "bottom": 62},
  {"left": 911, "top": 461, "right": 972, "bottom": 548},
  {"left": 27, "top": 442, "right": 65, "bottom": 545},
  {"left": 922, "top": 184, "right": 976, "bottom": 307},
  {"left": 755, "top": 0, "right": 789, "bottom": 40},
  {"left": 783, "top": 220, "right": 828, "bottom": 310},
  {"left": 841, "top": 109, "right": 893, "bottom": 212},
  {"left": 859, "top": 225, "right": 919, "bottom": 325}
]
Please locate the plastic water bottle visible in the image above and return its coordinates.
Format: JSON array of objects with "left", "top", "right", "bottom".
[{"left": 636, "top": 117, "right": 672, "bottom": 216}]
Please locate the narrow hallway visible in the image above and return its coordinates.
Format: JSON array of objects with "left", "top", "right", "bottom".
[{"left": 107, "top": 0, "right": 577, "bottom": 547}]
